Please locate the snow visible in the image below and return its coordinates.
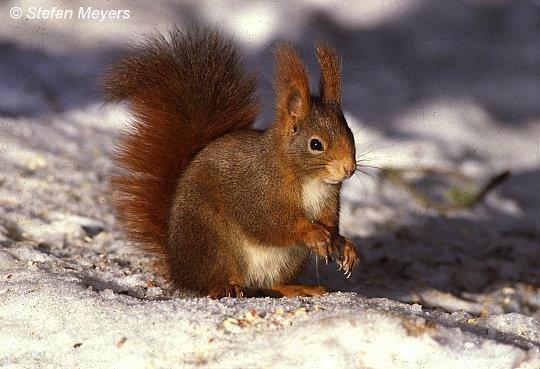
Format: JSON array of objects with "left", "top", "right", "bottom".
[{"left": 1, "top": 1, "right": 540, "bottom": 368}]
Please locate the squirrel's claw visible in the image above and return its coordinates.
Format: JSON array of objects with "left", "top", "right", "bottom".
[
  {"left": 342, "top": 256, "right": 360, "bottom": 279},
  {"left": 324, "top": 255, "right": 333, "bottom": 265}
]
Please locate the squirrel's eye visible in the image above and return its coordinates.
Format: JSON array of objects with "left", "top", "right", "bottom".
[{"left": 309, "top": 138, "right": 324, "bottom": 152}]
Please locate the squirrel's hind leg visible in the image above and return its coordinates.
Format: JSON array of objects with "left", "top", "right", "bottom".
[
  {"left": 207, "top": 283, "right": 244, "bottom": 299},
  {"left": 168, "top": 205, "right": 246, "bottom": 298},
  {"left": 269, "top": 284, "right": 328, "bottom": 297}
]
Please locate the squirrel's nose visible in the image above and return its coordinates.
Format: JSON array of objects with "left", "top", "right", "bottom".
[{"left": 343, "top": 162, "right": 356, "bottom": 179}]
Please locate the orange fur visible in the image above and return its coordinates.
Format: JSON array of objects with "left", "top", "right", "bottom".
[
  {"left": 316, "top": 42, "right": 342, "bottom": 105},
  {"left": 273, "top": 45, "right": 311, "bottom": 123}
]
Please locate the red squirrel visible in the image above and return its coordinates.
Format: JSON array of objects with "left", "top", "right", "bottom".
[{"left": 103, "top": 28, "right": 359, "bottom": 298}]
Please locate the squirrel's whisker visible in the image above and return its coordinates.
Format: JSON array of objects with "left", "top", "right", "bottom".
[
  {"left": 356, "top": 163, "right": 386, "bottom": 171},
  {"left": 355, "top": 169, "right": 378, "bottom": 181},
  {"left": 356, "top": 138, "right": 404, "bottom": 159}
]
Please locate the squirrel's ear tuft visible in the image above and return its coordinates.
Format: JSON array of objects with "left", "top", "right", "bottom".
[
  {"left": 316, "top": 42, "right": 341, "bottom": 105},
  {"left": 274, "top": 45, "right": 311, "bottom": 123}
]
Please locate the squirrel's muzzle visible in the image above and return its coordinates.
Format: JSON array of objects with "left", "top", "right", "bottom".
[{"left": 343, "top": 162, "right": 356, "bottom": 179}]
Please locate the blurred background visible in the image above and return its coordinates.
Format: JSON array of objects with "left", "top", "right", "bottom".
[
  {"left": 1, "top": 0, "right": 540, "bottom": 316},
  {"left": 3, "top": 1, "right": 539, "bottom": 128},
  {"left": 2, "top": 0, "right": 539, "bottom": 170}
]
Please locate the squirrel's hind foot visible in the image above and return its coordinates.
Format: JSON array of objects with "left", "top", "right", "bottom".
[
  {"left": 207, "top": 284, "right": 245, "bottom": 299},
  {"left": 270, "top": 284, "right": 328, "bottom": 297}
]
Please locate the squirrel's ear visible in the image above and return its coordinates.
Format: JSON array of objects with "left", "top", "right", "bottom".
[
  {"left": 274, "top": 45, "right": 311, "bottom": 124},
  {"left": 316, "top": 42, "right": 341, "bottom": 105}
]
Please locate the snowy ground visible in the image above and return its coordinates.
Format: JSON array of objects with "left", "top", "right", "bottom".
[{"left": 1, "top": 1, "right": 540, "bottom": 368}]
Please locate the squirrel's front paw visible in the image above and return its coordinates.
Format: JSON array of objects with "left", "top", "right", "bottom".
[
  {"left": 334, "top": 235, "right": 360, "bottom": 279},
  {"left": 303, "top": 224, "right": 334, "bottom": 264}
]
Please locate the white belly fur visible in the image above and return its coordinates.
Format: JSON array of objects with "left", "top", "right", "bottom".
[
  {"left": 241, "top": 239, "right": 309, "bottom": 288},
  {"left": 238, "top": 180, "right": 331, "bottom": 288},
  {"left": 301, "top": 179, "right": 333, "bottom": 220}
]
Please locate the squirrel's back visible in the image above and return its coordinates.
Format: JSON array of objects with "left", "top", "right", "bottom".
[{"left": 102, "top": 28, "right": 259, "bottom": 270}]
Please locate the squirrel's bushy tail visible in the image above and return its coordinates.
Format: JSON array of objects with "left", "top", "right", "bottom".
[{"left": 103, "top": 28, "right": 259, "bottom": 264}]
